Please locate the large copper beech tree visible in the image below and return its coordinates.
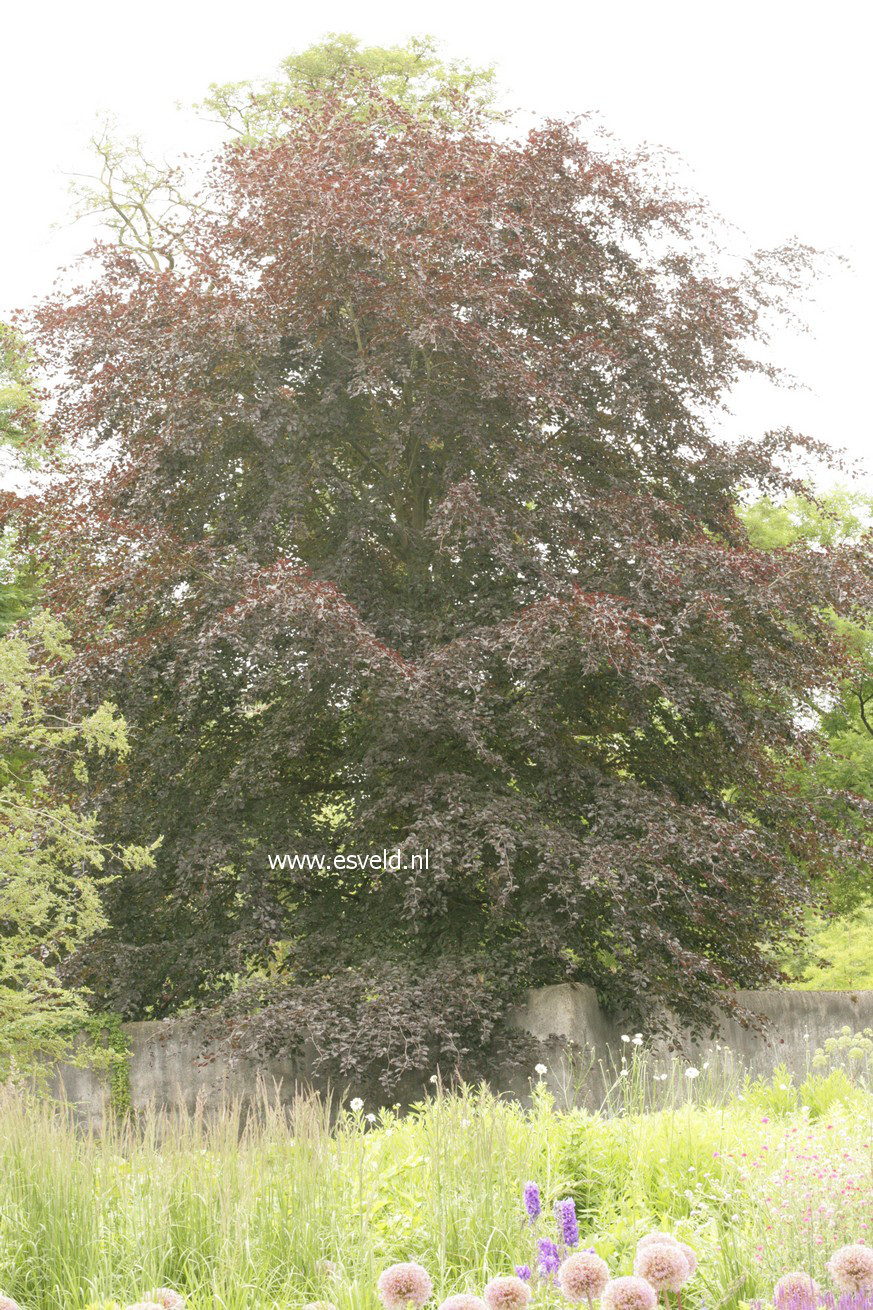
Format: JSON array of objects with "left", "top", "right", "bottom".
[{"left": 11, "top": 88, "right": 872, "bottom": 1089}]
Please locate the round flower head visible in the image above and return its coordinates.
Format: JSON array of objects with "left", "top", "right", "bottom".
[
  {"left": 678, "top": 1245, "right": 698, "bottom": 1279},
  {"left": 633, "top": 1244, "right": 690, "bottom": 1293},
  {"left": 145, "top": 1292, "right": 185, "bottom": 1310},
  {"left": 602, "top": 1277, "right": 658, "bottom": 1310},
  {"left": 636, "top": 1233, "right": 680, "bottom": 1252},
  {"left": 828, "top": 1246, "right": 873, "bottom": 1293},
  {"left": 483, "top": 1277, "right": 532, "bottom": 1310},
  {"left": 0, "top": 1299, "right": 21, "bottom": 1310},
  {"left": 439, "top": 1298, "right": 488, "bottom": 1310},
  {"left": 773, "top": 1273, "right": 819, "bottom": 1308},
  {"left": 559, "top": 1252, "right": 611, "bottom": 1302},
  {"left": 378, "top": 1264, "right": 434, "bottom": 1310}
]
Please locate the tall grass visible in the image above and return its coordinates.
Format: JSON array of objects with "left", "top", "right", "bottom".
[{"left": 0, "top": 1047, "right": 870, "bottom": 1310}]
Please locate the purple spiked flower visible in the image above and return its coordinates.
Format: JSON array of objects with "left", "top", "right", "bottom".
[
  {"left": 515, "top": 1267, "right": 532, "bottom": 1283},
  {"left": 538, "top": 1238, "right": 561, "bottom": 1279},
  {"left": 523, "top": 1182, "right": 541, "bottom": 1222},
  {"left": 555, "top": 1198, "right": 579, "bottom": 1250}
]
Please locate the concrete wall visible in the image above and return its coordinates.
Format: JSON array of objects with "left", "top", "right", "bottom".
[{"left": 54, "top": 984, "right": 873, "bottom": 1122}]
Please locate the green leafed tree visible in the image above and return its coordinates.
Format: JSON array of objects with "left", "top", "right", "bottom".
[
  {"left": 0, "top": 324, "right": 45, "bottom": 633},
  {"left": 0, "top": 612, "right": 157, "bottom": 1078},
  {"left": 743, "top": 487, "right": 873, "bottom": 919}
]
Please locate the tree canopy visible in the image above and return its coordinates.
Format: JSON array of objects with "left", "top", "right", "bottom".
[
  {"left": 9, "top": 68, "right": 873, "bottom": 1091},
  {"left": 0, "top": 613, "right": 156, "bottom": 1078}
]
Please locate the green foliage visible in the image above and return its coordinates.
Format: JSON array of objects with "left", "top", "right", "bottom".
[
  {"left": 0, "top": 323, "right": 42, "bottom": 463},
  {"left": 743, "top": 486, "right": 873, "bottom": 918},
  {"left": 81, "top": 1011, "right": 132, "bottom": 1113},
  {"left": 741, "top": 486, "right": 873, "bottom": 551},
  {"left": 199, "top": 33, "right": 498, "bottom": 140},
  {"left": 792, "top": 909, "right": 873, "bottom": 990},
  {"left": 0, "top": 612, "right": 157, "bottom": 1079},
  {"left": 797, "top": 1067, "right": 864, "bottom": 1118}
]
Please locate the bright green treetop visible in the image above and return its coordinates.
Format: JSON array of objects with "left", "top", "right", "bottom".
[{"left": 199, "top": 33, "right": 498, "bottom": 141}]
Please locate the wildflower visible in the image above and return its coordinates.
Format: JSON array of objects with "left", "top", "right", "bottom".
[
  {"left": 678, "top": 1244, "right": 698, "bottom": 1278},
  {"left": 632, "top": 1035, "right": 644, "bottom": 1046},
  {"left": 439, "top": 1298, "right": 487, "bottom": 1310},
  {"left": 350, "top": 1097, "right": 364, "bottom": 1112},
  {"left": 828, "top": 1245, "right": 873, "bottom": 1293},
  {"left": 523, "top": 1182, "right": 542, "bottom": 1222},
  {"left": 636, "top": 1233, "right": 680, "bottom": 1251},
  {"left": 515, "top": 1269, "right": 532, "bottom": 1284},
  {"left": 555, "top": 1198, "right": 580, "bottom": 1248},
  {"left": 429, "top": 1075, "right": 438, "bottom": 1084},
  {"left": 621, "top": 1035, "right": 630, "bottom": 1043},
  {"left": 0, "top": 1300, "right": 22, "bottom": 1310},
  {"left": 483, "top": 1277, "right": 532, "bottom": 1310},
  {"left": 601, "top": 1277, "right": 657, "bottom": 1310},
  {"left": 539, "top": 1239, "right": 562, "bottom": 1277},
  {"left": 633, "top": 1243, "right": 690, "bottom": 1292},
  {"left": 377, "top": 1263, "right": 434, "bottom": 1310},
  {"left": 535, "top": 1063, "right": 548, "bottom": 1076},
  {"left": 773, "top": 1273, "right": 819, "bottom": 1308},
  {"left": 366, "top": 1113, "right": 377, "bottom": 1123},
  {"left": 685, "top": 1068, "right": 700, "bottom": 1080},
  {"left": 145, "top": 1292, "right": 185, "bottom": 1310},
  {"left": 559, "top": 1252, "right": 610, "bottom": 1301}
]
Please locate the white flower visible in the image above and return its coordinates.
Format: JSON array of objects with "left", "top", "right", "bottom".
[
  {"left": 685, "top": 1067, "right": 700, "bottom": 1079},
  {"left": 621, "top": 1034, "right": 630, "bottom": 1043},
  {"left": 429, "top": 1075, "right": 438, "bottom": 1084},
  {"left": 619, "top": 1069, "right": 629, "bottom": 1077},
  {"left": 366, "top": 1113, "right": 376, "bottom": 1123},
  {"left": 535, "top": 1062, "right": 548, "bottom": 1075},
  {"left": 350, "top": 1097, "right": 364, "bottom": 1112},
  {"left": 632, "top": 1034, "right": 644, "bottom": 1045},
  {"left": 702, "top": 1061, "right": 709, "bottom": 1070}
]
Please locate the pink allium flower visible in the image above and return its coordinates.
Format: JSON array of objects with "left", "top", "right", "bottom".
[
  {"left": 678, "top": 1245, "right": 698, "bottom": 1278},
  {"left": 439, "top": 1298, "right": 488, "bottom": 1310},
  {"left": 483, "top": 1277, "right": 532, "bottom": 1310},
  {"left": 145, "top": 1292, "right": 185, "bottom": 1310},
  {"left": 633, "top": 1244, "right": 690, "bottom": 1292},
  {"left": 0, "top": 1299, "right": 21, "bottom": 1310},
  {"left": 559, "top": 1253, "right": 611, "bottom": 1302},
  {"left": 636, "top": 1233, "right": 680, "bottom": 1252},
  {"left": 773, "top": 1273, "right": 819, "bottom": 1308},
  {"left": 378, "top": 1264, "right": 434, "bottom": 1310},
  {"left": 828, "top": 1245, "right": 873, "bottom": 1293},
  {"left": 601, "top": 1277, "right": 658, "bottom": 1310}
]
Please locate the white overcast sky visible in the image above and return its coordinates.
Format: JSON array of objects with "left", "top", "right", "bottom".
[{"left": 3, "top": 0, "right": 871, "bottom": 485}]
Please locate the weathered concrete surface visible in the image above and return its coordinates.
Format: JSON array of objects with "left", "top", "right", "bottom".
[
  {"left": 717, "top": 988, "right": 873, "bottom": 1080},
  {"left": 53, "top": 983, "right": 873, "bottom": 1120}
]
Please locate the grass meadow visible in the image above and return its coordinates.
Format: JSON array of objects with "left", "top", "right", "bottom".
[{"left": 2, "top": 1037, "right": 872, "bottom": 1310}]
